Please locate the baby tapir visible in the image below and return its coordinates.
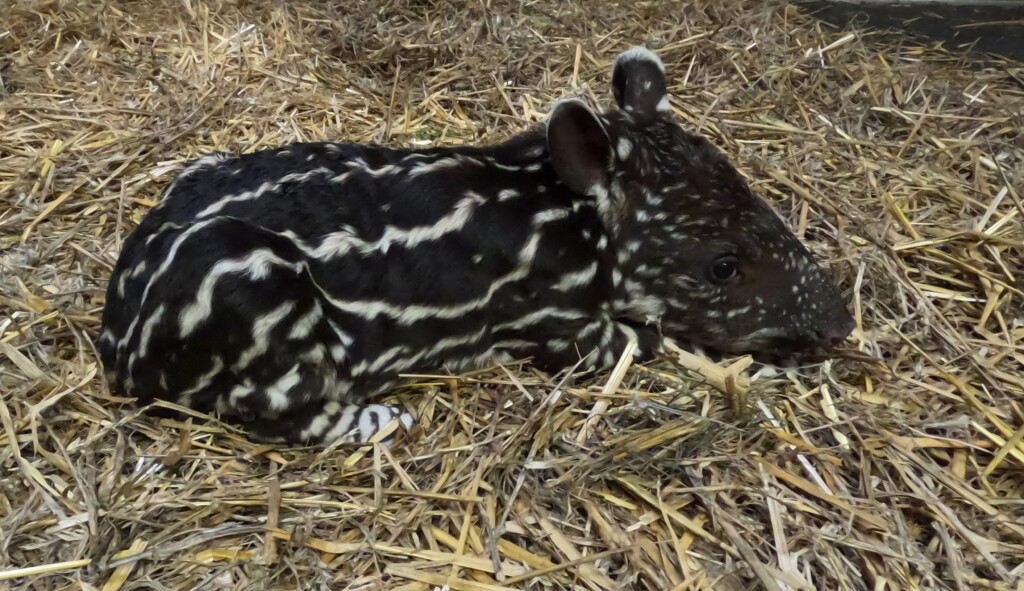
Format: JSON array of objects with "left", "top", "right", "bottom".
[{"left": 98, "top": 47, "right": 854, "bottom": 445}]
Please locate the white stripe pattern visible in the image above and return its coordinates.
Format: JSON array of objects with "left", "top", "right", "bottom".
[
  {"left": 137, "top": 304, "right": 166, "bottom": 358},
  {"left": 309, "top": 192, "right": 487, "bottom": 260},
  {"left": 288, "top": 302, "right": 323, "bottom": 340},
  {"left": 179, "top": 356, "right": 224, "bottom": 402},
  {"left": 317, "top": 207, "right": 562, "bottom": 325},
  {"left": 551, "top": 262, "right": 598, "bottom": 292},
  {"left": 195, "top": 167, "right": 334, "bottom": 219},
  {"left": 178, "top": 249, "right": 302, "bottom": 338},
  {"left": 492, "top": 308, "right": 588, "bottom": 333},
  {"left": 265, "top": 364, "right": 302, "bottom": 410},
  {"left": 377, "top": 324, "right": 491, "bottom": 375},
  {"left": 233, "top": 301, "right": 297, "bottom": 371},
  {"left": 116, "top": 218, "right": 225, "bottom": 356}
]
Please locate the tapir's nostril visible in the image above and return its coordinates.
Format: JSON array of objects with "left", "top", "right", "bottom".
[{"left": 822, "top": 312, "right": 855, "bottom": 347}]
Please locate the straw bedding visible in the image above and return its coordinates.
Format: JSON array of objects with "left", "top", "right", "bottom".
[{"left": 1, "top": 1, "right": 1022, "bottom": 589}]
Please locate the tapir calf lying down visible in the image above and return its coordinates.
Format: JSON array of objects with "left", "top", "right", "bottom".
[{"left": 99, "top": 47, "right": 854, "bottom": 445}]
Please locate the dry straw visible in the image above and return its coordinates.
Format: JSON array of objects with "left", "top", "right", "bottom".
[{"left": 2, "top": 1, "right": 1023, "bottom": 589}]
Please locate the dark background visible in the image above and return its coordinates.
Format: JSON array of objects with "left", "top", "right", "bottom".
[{"left": 799, "top": 1, "right": 1024, "bottom": 60}]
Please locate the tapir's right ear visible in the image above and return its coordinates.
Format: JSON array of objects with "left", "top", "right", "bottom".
[
  {"left": 546, "top": 99, "right": 612, "bottom": 197},
  {"left": 611, "top": 47, "right": 671, "bottom": 122}
]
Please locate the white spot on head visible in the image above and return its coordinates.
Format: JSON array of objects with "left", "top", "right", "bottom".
[
  {"left": 656, "top": 95, "right": 671, "bottom": 113},
  {"left": 726, "top": 305, "right": 752, "bottom": 319}
]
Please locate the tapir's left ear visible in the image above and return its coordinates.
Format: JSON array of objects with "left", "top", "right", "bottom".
[
  {"left": 611, "top": 47, "right": 671, "bottom": 122},
  {"left": 546, "top": 98, "right": 613, "bottom": 197}
]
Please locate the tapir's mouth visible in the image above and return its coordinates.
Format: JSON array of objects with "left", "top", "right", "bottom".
[
  {"left": 686, "top": 341, "right": 848, "bottom": 367},
  {"left": 662, "top": 307, "right": 856, "bottom": 362},
  {"left": 733, "top": 310, "right": 855, "bottom": 356},
  {"left": 691, "top": 325, "right": 852, "bottom": 362}
]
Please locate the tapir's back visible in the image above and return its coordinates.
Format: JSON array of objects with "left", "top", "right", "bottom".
[
  {"left": 97, "top": 132, "right": 617, "bottom": 427},
  {"left": 133, "top": 139, "right": 545, "bottom": 236}
]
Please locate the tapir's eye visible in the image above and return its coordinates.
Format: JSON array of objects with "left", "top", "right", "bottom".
[{"left": 707, "top": 255, "right": 740, "bottom": 283}]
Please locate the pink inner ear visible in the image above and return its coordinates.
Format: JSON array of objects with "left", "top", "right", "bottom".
[{"left": 546, "top": 101, "right": 612, "bottom": 196}]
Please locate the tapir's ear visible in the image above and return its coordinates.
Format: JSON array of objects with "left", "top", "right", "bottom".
[
  {"left": 611, "top": 47, "right": 671, "bottom": 122},
  {"left": 546, "top": 99, "right": 612, "bottom": 197}
]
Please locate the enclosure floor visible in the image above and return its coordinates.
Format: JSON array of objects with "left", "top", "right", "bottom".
[{"left": 1, "top": 1, "right": 1022, "bottom": 590}]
